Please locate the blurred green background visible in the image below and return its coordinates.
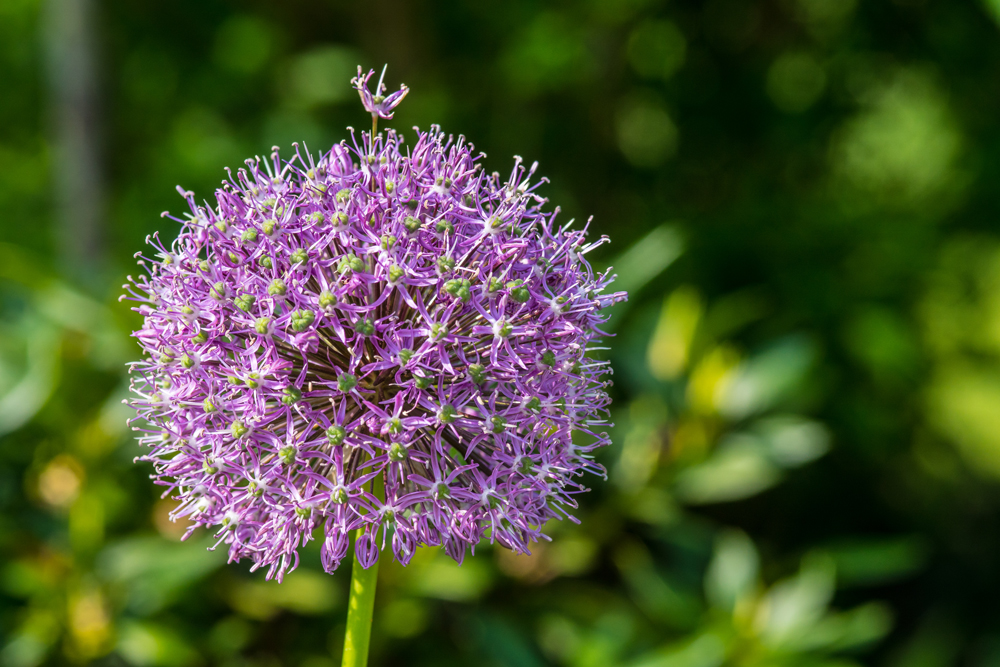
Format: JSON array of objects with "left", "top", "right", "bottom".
[{"left": 5, "top": 0, "right": 1000, "bottom": 665}]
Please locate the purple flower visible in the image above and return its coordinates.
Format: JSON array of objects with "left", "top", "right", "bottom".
[
  {"left": 352, "top": 65, "right": 409, "bottom": 120},
  {"left": 123, "top": 93, "right": 625, "bottom": 581}
]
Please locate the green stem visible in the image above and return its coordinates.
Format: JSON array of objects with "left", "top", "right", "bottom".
[{"left": 341, "top": 531, "right": 379, "bottom": 667}]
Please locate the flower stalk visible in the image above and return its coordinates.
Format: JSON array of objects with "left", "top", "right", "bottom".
[{"left": 341, "top": 532, "right": 379, "bottom": 667}]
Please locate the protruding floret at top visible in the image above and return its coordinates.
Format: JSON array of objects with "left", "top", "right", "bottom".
[{"left": 122, "top": 122, "right": 627, "bottom": 582}]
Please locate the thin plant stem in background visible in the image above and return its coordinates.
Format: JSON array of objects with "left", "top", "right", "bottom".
[
  {"left": 341, "top": 537, "right": 379, "bottom": 667},
  {"left": 43, "top": 0, "right": 106, "bottom": 288}
]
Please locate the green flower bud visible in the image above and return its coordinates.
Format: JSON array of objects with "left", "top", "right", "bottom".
[
  {"left": 258, "top": 255, "right": 273, "bottom": 269},
  {"left": 355, "top": 318, "right": 375, "bottom": 336},
  {"left": 234, "top": 294, "right": 256, "bottom": 312},
  {"left": 437, "top": 256, "right": 455, "bottom": 273},
  {"left": 387, "top": 417, "right": 404, "bottom": 436},
  {"left": 519, "top": 457, "right": 535, "bottom": 474},
  {"left": 290, "top": 248, "right": 309, "bottom": 265},
  {"left": 241, "top": 229, "right": 258, "bottom": 243},
  {"left": 399, "top": 348, "right": 414, "bottom": 365},
  {"left": 388, "top": 264, "right": 404, "bottom": 283},
  {"left": 403, "top": 215, "right": 421, "bottom": 232},
  {"left": 279, "top": 445, "right": 297, "bottom": 465},
  {"left": 228, "top": 375, "right": 241, "bottom": 385},
  {"left": 436, "top": 219, "right": 454, "bottom": 234},
  {"left": 245, "top": 373, "right": 259, "bottom": 389},
  {"left": 199, "top": 260, "right": 210, "bottom": 272},
  {"left": 214, "top": 220, "right": 228, "bottom": 234},
  {"left": 263, "top": 218, "right": 278, "bottom": 236},
  {"left": 326, "top": 424, "right": 347, "bottom": 445},
  {"left": 415, "top": 375, "right": 433, "bottom": 389},
  {"left": 380, "top": 234, "right": 397, "bottom": 250},
  {"left": 203, "top": 398, "right": 217, "bottom": 413},
  {"left": 203, "top": 459, "right": 218, "bottom": 474},
  {"left": 430, "top": 323, "right": 448, "bottom": 340},
  {"left": 191, "top": 331, "right": 208, "bottom": 344},
  {"left": 332, "top": 488, "right": 349, "bottom": 504},
  {"left": 388, "top": 442, "right": 408, "bottom": 462},
  {"left": 318, "top": 291, "right": 337, "bottom": 309},
  {"left": 227, "top": 252, "right": 239, "bottom": 264},
  {"left": 255, "top": 317, "right": 271, "bottom": 334},
  {"left": 332, "top": 211, "right": 349, "bottom": 228},
  {"left": 541, "top": 350, "right": 556, "bottom": 367},
  {"left": 210, "top": 281, "right": 227, "bottom": 300},
  {"left": 469, "top": 363, "right": 485, "bottom": 384},
  {"left": 385, "top": 180, "right": 396, "bottom": 194},
  {"left": 336, "top": 188, "right": 351, "bottom": 203},
  {"left": 290, "top": 309, "right": 315, "bottom": 332},
  {"left": 444, "top": 278, "right": 472, "bottom": 302},
  {"left": 231, "top": 421, "right": 249, "bottom": 438},
  {"left": 295, "top": 506, "right": 312, "bottom": 519},
  {"left": 281, "top": 386, "right": 302, "bottom": 405},
  {"left": 268, "top": 279, "right": 286, "bottom": 296},
  {"left": 491, "top": 416, "right": 507, "bottom": 434},
  {"left": 181, "top": 354, "right": 195, "bottom": 368},
  {"left": 337, "top": 373, "right": 357, "bottom": 392},
  {"left": 511, "top": 287, "right": 530, "bottom": 303},
  {"left": 338, "top": 253, "right": 364, "bottom": 274},
  {"left": 488, "top": 277, "right": 503, "bottom": 293},
  {"left": 438, "top": 404, "right": 458, "bottom": 424},
  {"left": 525, "top": 396, "right": 541, "bottom": 412}
]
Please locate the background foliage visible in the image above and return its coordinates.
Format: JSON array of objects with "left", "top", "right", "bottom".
[{"left": 4, "top": 0, "right": 1000, "bottom": 665}]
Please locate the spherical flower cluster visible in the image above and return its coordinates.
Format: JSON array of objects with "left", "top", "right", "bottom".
[{"left": 125, "top": 81, "right": 625, "bottom": 581}]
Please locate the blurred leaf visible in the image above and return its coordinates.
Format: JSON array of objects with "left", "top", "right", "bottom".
[
  {"left": 648, "top": 287, "right": 703, "bottom": 380},
  {"left": 628, "top": 632, "right": 726, "bottom": 667},
  {"left": 674, "top": 437, "right": 782, "bottom": 504},
  {"left": 825, "top": 537, "right": 928, "bottom": 588},
  {"left": 704, "top": 529, "right": 758, "bottom": 613},
  {"left": 927, "top": 362, "right": 1000, "bottom": 477},
  {"left": 406, "top": 549, "right": 493, "bottom": 601},
  {"left": 756, "top": 552, "right": 836, "bottom": 647},
  {"left": 613, "top": 540, "right": 702, "bottom": 627},
  {"left": 97, "top": 537, "right": 226, "bottom": 615},
  {"left": 718, "top": 336, "right": 818, "bottom": 420},
  {"left": 117, "top": 620, "right": 199, "bottom": 667},
  {"left": 0, "top": 313, "right": 59, "bottom": 436},
  {"left": 226, "top": 568, "right": 340, "bottom": 620},
  {"left": 606, "top": 224, "right": 684, "bottom": 313},
  {"left": 753, "top": 416, "right": 830, "bottom": 468},
  {"left": 0, "top": 609, "right": 60, "bottom": 667}
]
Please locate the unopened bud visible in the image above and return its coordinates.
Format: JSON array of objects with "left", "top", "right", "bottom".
[
  {"left": 290, "top": 309, "right": 315, "bottom": 332},
  {"left": 337, "top": 373, "right": 357, "bottom": 392}
]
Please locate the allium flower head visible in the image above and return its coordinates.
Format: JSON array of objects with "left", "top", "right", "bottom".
[{"left": 124, "top": 70, "right": 625, "bottom": 581}]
